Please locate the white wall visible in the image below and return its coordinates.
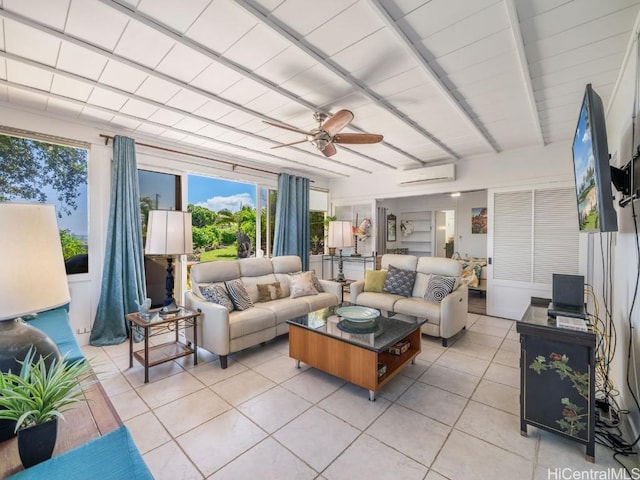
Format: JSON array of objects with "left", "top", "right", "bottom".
[
  {"left": 455, "top": 190, "right": 488, "bottom": 259},
  {"left": 596, "top": 27, "right": 640, "bottom": 437}
]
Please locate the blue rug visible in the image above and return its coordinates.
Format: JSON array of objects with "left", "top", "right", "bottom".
[{"left": 8, "top": 426, "right": 152, "bottom": 479}]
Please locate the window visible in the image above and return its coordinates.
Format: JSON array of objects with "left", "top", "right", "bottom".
[
  {"left": 187, "top": 174, "right": 258, "bottom": 261},
  {"left": 0, "top": 131, "right": 89, "bottom": 275},
  {"left": 138, "top": 169, "right": 180, "bottom": 307},
  {"left": 310, "top": 190, "right": 329, "bottom": 255},
  {"left": 259, "top": 187, "right": 277, "bottom": 257}
]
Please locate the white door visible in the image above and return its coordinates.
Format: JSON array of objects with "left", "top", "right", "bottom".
[{"left": 487, "top": 184, "right": 584, "bottom": 319}]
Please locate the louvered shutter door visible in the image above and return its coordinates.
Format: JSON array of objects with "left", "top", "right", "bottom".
[
  {"left": 493, "top": 191, "right": 532, "bottom": 282},
  {"left": 533, "top": 187, "right": 580, "bottom": 283}
]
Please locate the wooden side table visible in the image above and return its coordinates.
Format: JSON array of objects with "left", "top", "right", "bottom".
[{"left": 127, "top": 306, "right": 200, "bottom": 383}]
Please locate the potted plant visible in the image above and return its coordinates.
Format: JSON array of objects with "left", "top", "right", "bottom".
[{"left": 0, "top": 348, "right": 92, "bottom": 468}]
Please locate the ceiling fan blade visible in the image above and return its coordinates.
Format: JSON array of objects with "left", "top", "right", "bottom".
[
  {"left": 321, "top": 110, "right": 354, "bottom": 136},
  {"left": 270, "top": 139, "right": 308, "bottom": 149},
  {"left": 333, "top": 133, "right": 383, "bottom": 144},
  {"left": 262, "top": 120, "right": 312, "bottom": 136},
  {"left": 321, "top": 142, "right": 337, "bottom": 157}
]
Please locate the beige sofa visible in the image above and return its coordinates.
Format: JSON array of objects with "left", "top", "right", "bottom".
[
  {"left": 350, "top": 254, "right": 468, "bottom": 346},
  {"left": 185, "top": 255, "right": 342, "bottom": 368}
]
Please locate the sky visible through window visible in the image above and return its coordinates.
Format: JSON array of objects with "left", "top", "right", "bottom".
[{"left": 188, "top": 174, "right": 256, "bottom": 212}]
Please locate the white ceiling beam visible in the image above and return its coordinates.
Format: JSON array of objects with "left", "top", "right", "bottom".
[
  {"left": 0, "top": 77, "right": 351, "bottom": 178},
  {"left": 233, "top": 0, "right": 459, "bottom": 161},
  {"left": 0, "top": 8, "right": 393, "bottom": 173},
  {"left": 504, "top": 0, "right": 545, "bottom": 146},
  {"left": 0, "top": 50, "right": 373, "bottom": 175},
  {"left": 99, "top": 0, "right": 424, "bottom": 166},
  {"left": 367, "top": 0, "right": 499, "bottom": 154}
]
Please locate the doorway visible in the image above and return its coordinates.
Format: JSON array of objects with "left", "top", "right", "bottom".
[{"left": 435, "top": 210, "right": 455, "bottom": 258}]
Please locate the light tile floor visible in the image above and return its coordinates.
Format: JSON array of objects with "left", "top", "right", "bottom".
[{"left": 82, "top": 313, "right": 638, "bottom": 480}]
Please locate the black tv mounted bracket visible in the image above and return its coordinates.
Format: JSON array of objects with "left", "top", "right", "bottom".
[{"left": 610, "top": 148, "right": 640, "bottom": 207}]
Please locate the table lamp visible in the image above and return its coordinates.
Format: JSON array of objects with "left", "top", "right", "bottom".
[
  {"left": 0, "top": 203, "right": 69, "bottom": 440},
  {"left": 327, "top": 221, "right": 353, "bottom": 282},
  {"left": 145, "top": 210, "right": 193, "bottom": 313}
]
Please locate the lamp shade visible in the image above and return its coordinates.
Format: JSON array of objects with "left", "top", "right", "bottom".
[
  {"left": 328, "top": 221, "right": 353, "bottom": 249},
  {"left": 145, "top": 210, "right": 193, "bottom": 255},
  {"left": 0, "top": 203, "right": 70, "bottom": 321}
]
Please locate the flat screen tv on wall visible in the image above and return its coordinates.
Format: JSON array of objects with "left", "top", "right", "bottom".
[{"left": 571, "top": 83, "right": 618, "bottom": 233}]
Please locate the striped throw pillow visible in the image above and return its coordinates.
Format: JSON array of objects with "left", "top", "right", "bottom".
[{"left": 224, "top": 279, "right": 254, "bottom": 311}]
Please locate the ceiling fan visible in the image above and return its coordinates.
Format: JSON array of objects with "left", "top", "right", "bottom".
[{"left": 263, "top": 109, "right": 383, "bottom": 157}]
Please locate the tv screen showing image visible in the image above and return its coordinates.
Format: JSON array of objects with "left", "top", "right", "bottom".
[{"left": 571, "top": 84, "right": 618, "bottom": 233}]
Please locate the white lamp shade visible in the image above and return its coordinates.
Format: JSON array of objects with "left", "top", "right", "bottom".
[
  {"left": 328, "top": 221, "right": 353, "bottom": 248},
  {"left": 0, "top": 203, "right": 71, "bottom": 321},
  {"left": 145, "top": 210, "right": 193, "bottom": 255}
]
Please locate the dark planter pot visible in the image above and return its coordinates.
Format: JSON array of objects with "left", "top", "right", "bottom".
[
  {"left": 18, "top": 419, "right": 58, "bottom": 468},
  {"left": 0, "top": 418, "right": 17, "bottom": 442}
]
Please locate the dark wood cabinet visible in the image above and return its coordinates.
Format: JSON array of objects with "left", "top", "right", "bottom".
[{"left": 517, "top": 299, "right": 596, "bottom": 462}]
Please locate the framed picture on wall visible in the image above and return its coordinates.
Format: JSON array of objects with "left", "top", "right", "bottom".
[
  {"left": 387, "top": 214, "right": 396, "bottom": 241},
  {"left": 471, "top": 207, "right": 488, "bottom": 234}
]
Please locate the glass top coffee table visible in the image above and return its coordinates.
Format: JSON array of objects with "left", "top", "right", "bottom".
[{"left": 287, "top": 305, "right": 426, "bottom": 400}]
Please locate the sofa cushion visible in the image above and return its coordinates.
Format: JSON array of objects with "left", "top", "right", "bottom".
[
  {"left": 228, "top": 307, "right": 276, "bottom": 339},
  {"left": 26, "top": 307, "right": 84, "bottom": 364},
  {"left": 364, "top": 269, "right": 387, "bottom": 292},
  {"left": 256, "top": 282, "right": 284, "bottom": 302},
  {"left": 382, "top": 264, "right": 417, "bottom": 297},
  {"left": 200, "top": 284, "right": 235, "bottom": 312},
  {"left": 412, "top": 272, "right": 431, "bottom": 298},
  {"left": 394, "top": 297, "right": 441, "bottom": 324},
  {"left": 424, "top": 275, "right": 456, "bottom": 303},
  {"left": 257, "top": 297, "right": 309, "bottom": 323},
  {"left": 299, "top": 291, "right": 339, "bottom": 312},
  {"left": 225, "top": 279, "right": 254, "bottom": 310},
  {"left": 289, "top": 271, "right": 318, "bottom": 298},
  {"left": 242, "top": 273, "right": 279, "bottom": 303},
  {"left": 355, "top": 291, "right": 403, "bottom": 311}
]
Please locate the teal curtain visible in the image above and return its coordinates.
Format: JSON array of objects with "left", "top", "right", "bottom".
[
  {"left": 273, "top": 173, "right": 310, "bottom": 270},
  {"left": 90, "top": 136, "right": 146, "bottom": 346}
]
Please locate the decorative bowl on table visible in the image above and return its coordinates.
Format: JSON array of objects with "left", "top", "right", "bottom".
[{"left": 336, "top": 306, "right": 380, "bottom": 323}]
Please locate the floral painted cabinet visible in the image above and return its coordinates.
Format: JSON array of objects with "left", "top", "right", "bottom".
[{"left": 517, "top": 300, "right": 596, "bottom": 462}]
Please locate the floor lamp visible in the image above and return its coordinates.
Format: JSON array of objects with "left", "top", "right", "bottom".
[
  {"left": 327, "top": 221, "right": 353, "bottom": 282},
  {"left": 0, "top": 203, "right": 69, "bottom": 440},
  {"left": 145, "top": 210, "right": 193, "bottom": 314}
]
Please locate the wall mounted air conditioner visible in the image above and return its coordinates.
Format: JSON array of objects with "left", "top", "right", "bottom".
[{"left": 397, "top": 164, "right": 455, "bottom": 186}]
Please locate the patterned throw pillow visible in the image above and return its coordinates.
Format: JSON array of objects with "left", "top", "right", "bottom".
[
  {"left": 290, "top": 270, "right": 324, "bottom": 293},
  {"left": 224, "top": 279, "right": 254, "bottom": 311},
  {"left": 256, "top": 282, "right": 283, "bottom": 302},
  {"left": 199, "top": 284, "right": 234, "bottom": 312},
  {"left": 364, "top": 269, "right": 387, "bottom": 292},
  {"left": 288, "top": 271, "right": 319, "bottom": 298},
  {"left": 382, "top": 264, "right": 417, "bottom": 297},
  {"left": 424, "top": 275, "right": 456, "bottom": 303}
]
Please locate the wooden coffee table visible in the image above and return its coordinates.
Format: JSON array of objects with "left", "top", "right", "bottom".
[
  {"left": 127, "top": 306, "right": 200, "bottom": 383},
  {"left": 287, "top": 305, "right": 425, "bottom": 400}
]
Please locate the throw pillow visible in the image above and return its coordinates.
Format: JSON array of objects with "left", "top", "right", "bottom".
[
  {"left": 199, "top": 284, "right": 235, "bottom": 312},
  {"left": 224, "top": 279, "right": 254, "bottom": 311},
  {"left": 256, "top": 282, "right": 283, "bottom": 302},
  {"left": 424, "top": 275, "right": 456, "bottom": 303},
  {"left": 288, "top": 271, "right": 318, "bottom": 298},
  {"left": 412, "top": 272, "right": 431, "bottom": 298},
  {"left": 290, "top": 270, "right": 324, "bottom": 293},
  {"left": 364, "top": 269, "right": 387, "bottom": 292},
  {"left": 382, "top": 264, "right": 417, "bottom": 297}
]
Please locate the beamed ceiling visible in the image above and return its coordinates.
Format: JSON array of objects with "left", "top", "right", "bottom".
[{"left": 0, "top": 0, "right": 638, "bottom": 179}]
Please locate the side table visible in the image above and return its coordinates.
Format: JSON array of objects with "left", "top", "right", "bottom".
[{"left": 127, "top": 306, "right": 200, "bottom": 383}]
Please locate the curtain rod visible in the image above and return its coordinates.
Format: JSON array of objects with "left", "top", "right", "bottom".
[{"left": 99, "top": 134, "right": 279, "bottom": 177}]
